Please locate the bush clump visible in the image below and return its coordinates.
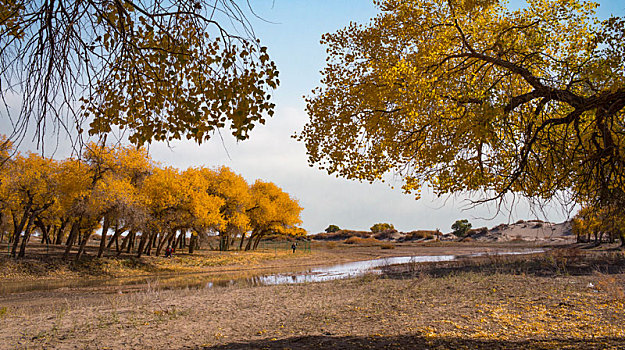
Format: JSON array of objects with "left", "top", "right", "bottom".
[
  {"left": 402, "top": 230, "right": 438, "bottom": 241},
  {"left": 452, "top": 219, "right": 472, "bottom": 237},
  {"left": 370, "top": 223, "right": 395, "bottom": 233},
  {"left": 312, "top": 230, "right": 371, "bottom": 241},
  {"left": 344, "top": 236, "right": 379, "bottom": 245},
  {"left": 325, "top": 224, "right": 340, "bottom": 233},
  {"left": 373, "top": 229, "right": 398, "bottom": 240}
]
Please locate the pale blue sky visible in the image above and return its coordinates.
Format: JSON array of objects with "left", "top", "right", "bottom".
[{"left": 5, "top": 0, "right": 624, "bottom": 233}]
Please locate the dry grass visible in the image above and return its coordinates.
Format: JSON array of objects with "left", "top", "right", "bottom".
[
  {"left": 403, "top": 230, "right": 436, "bottom": 241},
  {"left": 344, "top": 236, "right": 379, "bottom": 245},
  {"left": 2, "top": 252, "right": 625, "bottom": 349}
]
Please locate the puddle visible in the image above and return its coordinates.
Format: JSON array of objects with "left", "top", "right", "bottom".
[
  {"left": 0, "top": 249, "right": 545, "bottom": 294},
  {"left": 252, "top": 249, "right": 546, "bottom": 286}
]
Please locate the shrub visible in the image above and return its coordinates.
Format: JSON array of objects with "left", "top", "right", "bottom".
[
  {"left": 344, "top": 236, "right": 379, "bottom": 245},
  {"left": 313, "top": 230, "right": 372, "bottom": 241},
  {"left": 344, "top": 236, "right": 361, "bottom": 244},
  {"left": 451, "top": 219, "right": 472, "bottom": 237},
  {"left": 370, "top": 223, "right": 395, "bottom": 233},
  {"left": 373, "top": 229, "right": 398, "bottom": 240},
  {"left": 325, "top": 224, "right": 340, "bottom": 233},
  {"left": 380, "top": 243, "right": 395, "bottom": 249},
  {"left": 403, "top": 230, "right": 436, "bottom": 241}
]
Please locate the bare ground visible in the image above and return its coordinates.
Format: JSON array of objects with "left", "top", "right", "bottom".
[{"left": 1, "top": 246, "right": 625, "bottom": 349}]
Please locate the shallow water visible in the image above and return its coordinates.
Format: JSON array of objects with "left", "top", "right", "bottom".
[
  {"left": 252, "top": 249, "right": 545, "bottom": 286},
  {"left": 0, "top": 249, "right": 545, "bottom": 294}
]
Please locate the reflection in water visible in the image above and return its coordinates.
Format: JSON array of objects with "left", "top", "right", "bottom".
[
  {"left": 0, "top": 249, "right": 544, "bottom": 294},
  {"left": 250, "top": 249, "right": 545, "bottom": 287}
]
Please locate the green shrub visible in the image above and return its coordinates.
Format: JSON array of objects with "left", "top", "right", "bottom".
[
  {"left": 370, "top": 223, "right": 395, "bottom": 233},
  {"left": 325, "top": 224, "right": 341, "bottom": 233},
  {"left": 451, "top": 219, "right": 472, "bottom": 237}
]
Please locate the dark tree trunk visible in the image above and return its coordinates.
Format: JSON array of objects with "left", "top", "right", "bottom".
[
  {"left": 55, "top": 219, "right": 68, "bottom": 245},
  {"left": 107, "top": 225, "right": 125, "bottom": 250},
  {"left": 174, "top": 230, "right": 185, "bottom": 252},
  {"left": 244, "top": 232, "right": 255, "bottom": 251},
  {"left": 253, "top": 234, "right": 263, "bottom": 250},
  {"left": 17, "top": 213, "right": 36, "bottom": 258},
  {"left": 63, "top": 218, "right": 81, "bottom": 259},
  {"left": 136, "top": 232, "right": 148, "bottom": 258},
  {"left": 11, "top": 201, "right": 33, "bottom": 258},
  {"left": 189, "top": 234, "right": 196, "bottom": 254},
  {"left": 128, "top": 230, "right": 137, "bottom": 252},
  {"left": 97, "top": 215, "right": 111, "bottom": 258},
  {"left": 156, "top": 230, "right": 175, "bottom": 256},
  {"left": 75, "top": 228, "right": 93, "bottom": 262},
  {"left": 118, "top": 229, "right": 134, "bottom": 255},
  {"left": 239, "top": 231, "right": 246, "bottom": 250},
  {"left": 145, "top": 232, "right": 157, "bottom": 256}
]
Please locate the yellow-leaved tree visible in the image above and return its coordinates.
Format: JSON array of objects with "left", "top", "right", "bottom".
[
  {"left": 201, "top": 166, "right": 253, "bottom": 251},
  {"left": 245, "top": 181, "right": 303, "bottom": 250},
  {"left": 1, "top": 0, "right": 279, "bottom": 147},
  {"left": 4, "top": 153, "right": 58, "bottom": 257},
  {"left": 300, "top": 0, "right": 625, "bottom": 209}
]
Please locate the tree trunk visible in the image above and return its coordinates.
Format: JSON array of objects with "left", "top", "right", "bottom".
[
  {"left": 128, "top": 230, "right": 137, "bottom": 252},
  {"left": 174, "top": 230, "right": 185, "bottom": 252},
  {"left": 11, "top": 202, "right": 32, "bottom": 258},
  {"left": 189, "top": 234, "right": 196, "bottom": 254},
  {"left": 107, "top": 225, "right": 125, "bottom": 250},
  {"left": 253, "top": 234, "right": 263, "bottom": 250},
  {"left": 97, "top": 215, "right": 111, "bottom": 258},
  {"left": 239, "top": 231, "right": 246, "bottom": 250},
  {"left": 145, "top": 232, "right": 156, "bottom": 256},
  {"left": 75, "top": 228, "right": 93, "bottom": 262},
  {"left": 63, "top": 218, "right": 81, "bottom": 259},
  {"left": 17, "top": 213, "right": 36, "bottom": 258},
  {"left": 55, "top": 219, "right": 68, "bottom": 245},
  {"left": 156, "top": 230, "right": 175, "bottom": 256},
  {"left": 136, "top": 232, "right": 148, "bottom": 258},
  {"left": 118, "top": 229, "right": 134, "bottom": 255},
  {"left": 244, "top": 232, "right": 255, "bottom": 251}
]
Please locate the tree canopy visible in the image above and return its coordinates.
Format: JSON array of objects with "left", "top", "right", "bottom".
[
  {"left": 300, "top": 0, "right": 625, "bottom": 208},
  {"left": 0, "top": 0, "right": 279, "bottom": 147}
]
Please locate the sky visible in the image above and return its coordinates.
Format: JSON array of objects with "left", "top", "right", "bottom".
[{"left": 4, "top": 0, "right": 625, "bottom": 234}]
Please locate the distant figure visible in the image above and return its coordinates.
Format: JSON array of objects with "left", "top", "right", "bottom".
[
  {"left": 291, "top": 242, "right": 297, "bottom": 253},
  {"left": 165, "top": 247, "right": 173, "bottom": 258}
]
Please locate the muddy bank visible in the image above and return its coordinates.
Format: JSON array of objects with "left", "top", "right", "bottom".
[{"left": 0, "top": 243, "right": 553, "bottom": 295}]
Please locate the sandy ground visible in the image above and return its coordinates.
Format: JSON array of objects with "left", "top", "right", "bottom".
[
  {"left": 480, "top": 221, "right": 574, "bottom": 242},
  {"left": 1, "top": 248, "right": 625, "bottom": 349}
]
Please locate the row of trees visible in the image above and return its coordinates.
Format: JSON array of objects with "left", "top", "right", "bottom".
[
  {"left": 572, "top": 205, "right": 625, "bottom": 245},
  {"left": 0, "top": 137, "right": 303, "bottom": 260}
]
